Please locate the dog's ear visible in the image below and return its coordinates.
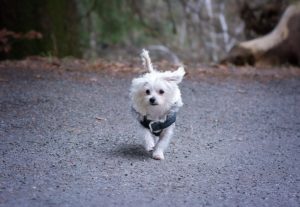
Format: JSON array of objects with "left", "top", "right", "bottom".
[{"left": 163, "top": 66, "right": 185, "bottom": 84}]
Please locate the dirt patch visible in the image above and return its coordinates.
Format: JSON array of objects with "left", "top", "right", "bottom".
[{"left": 1, "top": 56, "right": 300, "bottom": 81}]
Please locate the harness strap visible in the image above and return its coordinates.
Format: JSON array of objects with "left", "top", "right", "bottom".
[{"left": 140, "top": 112, "right": 176, "bottom": 136}]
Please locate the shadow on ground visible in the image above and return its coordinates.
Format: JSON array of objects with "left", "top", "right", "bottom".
[{"left": 112, "top": 144, "right": 150, "bottom": 160}]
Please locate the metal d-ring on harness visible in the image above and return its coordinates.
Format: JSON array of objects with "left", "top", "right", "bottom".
[
  {"left": 131, "top": 103, "right": 179, "bottom": 136},
  {"left": 139, "top": 112, "right": 177, "bottom": 136}
]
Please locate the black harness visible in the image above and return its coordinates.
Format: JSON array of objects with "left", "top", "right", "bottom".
[{"left": 139, "top": 112, "right": 177, "bottom": 136}]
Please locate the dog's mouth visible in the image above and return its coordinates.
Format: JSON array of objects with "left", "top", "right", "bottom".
[{"left": 150, "top": 103, "right": 158, "bottom": 106}]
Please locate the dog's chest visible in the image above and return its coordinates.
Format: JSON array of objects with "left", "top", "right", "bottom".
[{"left": 146, "top": 108, "right": 167, "bottom": 122}]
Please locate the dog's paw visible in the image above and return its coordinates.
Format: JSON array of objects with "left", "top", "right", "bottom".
[
  {"left": 152, "top": 150, "right": 165, "bottom": 160},
  {"left": 145, "top": 143, "right": 155, "bottom": 152},
  {"left": 145, "top": 146, "right": 154, "bottom": 152}
]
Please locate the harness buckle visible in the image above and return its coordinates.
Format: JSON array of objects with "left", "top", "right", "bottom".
[{"left": 149, "top": 121, "right": 161, "bottom": 134}]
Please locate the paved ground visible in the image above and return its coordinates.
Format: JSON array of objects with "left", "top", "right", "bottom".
[{"left": 0, "top": 66, "right": 300, "bottom": 207}]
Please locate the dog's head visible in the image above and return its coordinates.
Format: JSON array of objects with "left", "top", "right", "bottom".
[{"left": 130, "top": 66, "right": 185, "bottom": 115}]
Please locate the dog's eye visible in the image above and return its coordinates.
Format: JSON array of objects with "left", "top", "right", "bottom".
[
  {"left": 146, "top": 89, "right": 150, "bottom": 95},
  {"left": 159, "top": 89, "right": 164, "bottom": 95}
]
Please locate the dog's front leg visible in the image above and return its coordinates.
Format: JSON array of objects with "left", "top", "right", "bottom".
[
  {"left": 152, "top": 124, "right": 175, "bottom": 160},
  {"left": 144, "top": 129, "right": 156, "bottom": 152}
]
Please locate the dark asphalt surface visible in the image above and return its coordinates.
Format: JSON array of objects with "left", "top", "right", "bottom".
[{"left": 0, "top": 66, "right": 300, "bottom": 207}]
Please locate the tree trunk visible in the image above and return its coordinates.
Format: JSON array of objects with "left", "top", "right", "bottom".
[
  {"left": 221, "top": 2, "right": 300, "bottom": 66},
  {"left": 0, "top": 0, "right": 81, "bottom": 59}
]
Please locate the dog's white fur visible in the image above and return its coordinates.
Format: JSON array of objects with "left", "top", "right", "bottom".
[{"left": 130, "top": 49, "right": 185, "bottom": 160}]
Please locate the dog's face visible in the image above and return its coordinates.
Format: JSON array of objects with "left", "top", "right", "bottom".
[
  {"left": 141, "top": 78, "right": 170, "bottom": 107},
  {"left": 131, "top": 67, "right": 185, "bottom": 115}
]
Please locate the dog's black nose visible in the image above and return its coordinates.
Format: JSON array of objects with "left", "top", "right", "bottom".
[{"left": 149, "top": 97, "right": 156, "bottom": 104}]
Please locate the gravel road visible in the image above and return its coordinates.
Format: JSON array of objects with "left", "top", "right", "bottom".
[{"left": 0, "top": 66, "right": 300, "bottom": 207}]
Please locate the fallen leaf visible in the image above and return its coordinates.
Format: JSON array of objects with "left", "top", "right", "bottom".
[
  {"left": 35, "top": 74, "right": 42, "bottom": 79},
  {"left": 0, "top": 78, "right": 8, "bottom": 82},
  {"left": 95, "top": 117, "right": 107, "bottom": 121}
]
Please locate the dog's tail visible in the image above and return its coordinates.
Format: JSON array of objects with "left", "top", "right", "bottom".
[{"left": 141, "top": 49, "right": 154, "bottom": 72}]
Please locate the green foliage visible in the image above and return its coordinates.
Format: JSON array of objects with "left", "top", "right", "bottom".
[
  {"left": 94, "top": 0, "right": 141, "bottom": 44},
  {"left": 43, "top": 0, "right": 81, "bottom": 57}
]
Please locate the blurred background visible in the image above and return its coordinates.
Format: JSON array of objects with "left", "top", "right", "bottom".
[{"left": 0, "top": 0, "right": 297, "bottom": 63}]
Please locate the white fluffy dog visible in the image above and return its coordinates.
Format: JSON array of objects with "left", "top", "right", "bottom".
[{"left": 130, "top": 49, "right": 185, "bottom": 160}]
